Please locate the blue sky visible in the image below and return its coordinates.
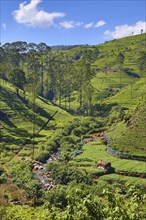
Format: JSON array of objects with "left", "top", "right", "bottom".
[{"left": 1, "top": 0, "right": 146, "bottom": 46}]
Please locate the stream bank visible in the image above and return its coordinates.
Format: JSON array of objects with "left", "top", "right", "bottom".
[{"left": 32, "top": 150, "right": 61, "bottom": 190}]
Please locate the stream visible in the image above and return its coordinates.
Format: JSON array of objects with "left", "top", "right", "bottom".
[{"left": 32, "top": 150, "right": 60, "bottom": 190}]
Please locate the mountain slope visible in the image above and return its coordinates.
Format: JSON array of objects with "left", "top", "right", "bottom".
[{"left": 0, "top": 79, "right": 72, "bottom": 162}]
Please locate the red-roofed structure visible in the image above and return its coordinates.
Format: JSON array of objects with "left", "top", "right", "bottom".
[{"left": 98, "top": 160, "right": 111, "bottom": 170}]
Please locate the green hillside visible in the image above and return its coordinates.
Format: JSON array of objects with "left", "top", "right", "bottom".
[
  {"left": 0, "top": 34, "right": 145, "bottom": 161},
  {"left": 0, "top": 34, "right": 146, "bottom": 219},
  {"left": 0, "top": 79, "right": 73, "bottom": 163},
  {"left": 107, "top": 102, "right": 146, "bottom": 155}
]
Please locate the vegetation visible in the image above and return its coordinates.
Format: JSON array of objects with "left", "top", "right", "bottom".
[{"left": 0, "top": 33, "right": 146, "bottom": 219}]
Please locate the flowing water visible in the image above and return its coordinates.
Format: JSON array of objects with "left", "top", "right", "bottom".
[{"left": 33, "top": 150, "right": 60, "bottom": 190}]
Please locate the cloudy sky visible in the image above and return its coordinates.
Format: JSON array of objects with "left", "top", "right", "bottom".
[{"left": 1, "top": 0, "right": 146, "bottom": 46}]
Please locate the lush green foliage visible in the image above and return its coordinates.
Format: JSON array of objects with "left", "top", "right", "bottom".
[
  {"left": 70, "top": 140, "right": 146, "bottom": 173},
  {"left": 0, "top": 34, "right": 146, "bottom": 219},
  {"left": 108, "top": 103, "right": 146, "bottom": 155},
  {"left": 1, "top": 185, "right": 146, "bottom": 219},
  {"left": 46, "top": 162, "right": 92, "bottom": 185},
  {"left": 8, "top": 160, "right": 41, "bottom": 200},
  {"left": 0, "top": 165, "right": 7, "bottom": 183}
]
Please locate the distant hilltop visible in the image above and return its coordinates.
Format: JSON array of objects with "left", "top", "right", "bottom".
[{"left": 51, "top": 44, "right": 90, "bottom": 51}]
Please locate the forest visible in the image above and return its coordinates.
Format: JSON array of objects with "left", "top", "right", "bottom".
[{"left": 0, "top": 33, "right": 146, "bottom": 219}]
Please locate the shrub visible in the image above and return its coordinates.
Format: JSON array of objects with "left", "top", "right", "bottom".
[
  {"left": 0, "top": 165, "right": 4, "bottom": 175},
  {"left": 44, "top": 185, "right": 67, "bottom": 209},
  {"left": 72, "top": 126, "right": 87, "bottom": 136},
  {"left": 9, "top": 161, "right": 41, "bottom": 200},
  {"left": 0, "top": 173, "right": 7, "bottom": 183},
  {"left": 35, "top": 150, "right": 51, "bottom": 163},
  {"left": 46, "top": 163, "right": 92, "bottom": 185}
]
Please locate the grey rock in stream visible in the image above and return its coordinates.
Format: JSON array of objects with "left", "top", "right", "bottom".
[{"left": 33, "top": 150, "right": 61, "bottom": 190}]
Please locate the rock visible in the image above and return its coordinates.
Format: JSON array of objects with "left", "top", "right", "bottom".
[
  {"left": 20, "top": 157, "right": 25, "bottom": 160},
  {"left": 34, "top": 166, "right": 39, "bottom": 170}
]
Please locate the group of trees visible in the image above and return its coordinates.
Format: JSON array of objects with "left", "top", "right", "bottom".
[
  {"left": 0, "top": 41, "right": 145, "bottom": 116},
  {"left": 0, "top": 41, "right": 99, "bottom": 115}
]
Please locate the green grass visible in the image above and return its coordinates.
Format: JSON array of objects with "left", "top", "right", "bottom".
[
  {"left": 60, "top": 34, "right": 146, "bottom": 113},
  {"left": 105, "top": 77, "right": 146, "bottom": 109},
  {"left": 98, "top": 174, "right": 146, "bottom": 187},
  {"left": 1, "top": 34, "right": 146, "bottom": 188},
  {"left": 107, "top": 103, "right": 146, "bottom": 155},
  {"left": 0, "top": 79, "right": 73, "bottom": 162},
  {"left": 1, "top": 34, "right": 146, "bottom": 218},
  {"left": 69, "top": 140, "right": 146, "bottom": 173}
]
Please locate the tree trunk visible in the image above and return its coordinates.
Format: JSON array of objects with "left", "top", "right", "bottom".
[
  {"left": 59, "top": 90, "right": 62, "bottom": 107},
  {"left": 40, "top": 63, "right": 44, "bottom": 96},
  {"left": 64, "top": 89, "right": 67, "bottom": 109},
  {"left": 32, "top": 102, "right": 36, "bottom": 159},
  {"left": 16, "top": 87, "right": 19, "bottom": 95},
  {"left": 79, "top": 88, "right": 82, "bottom": 108},
  {"left": 68, "top": 92, "right": 71, "bottom": 110}
]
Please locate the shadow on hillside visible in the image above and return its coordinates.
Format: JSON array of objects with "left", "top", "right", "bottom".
[
  {"left": 1, "top": 87, "right": 51, "bottom": 127},
  {"left": 93, "top": 102, "right": 118, "bottom": 117},
  {"left": 13, "top": 128, "right": 32, "bottom": 137},
  {"left": 74, "top": 158, "right": 93, "bottom": 162},
  {"left": 1, "top": 131, "right": 46, "bottom": 147},
  {"left": 1, "top": 134, "right": 22, "bottom": 145},
  {"left": 2, "top": 125, "right": 33, "bottom": 138},
  {"left": 39, "top": 96, "right": 51, "bottom": 105},
  {"left": 35, "top": 106, "right": 52, "bottom": 120},
  {"left": 124, "top": 68, "right": 140, "bottom": 78},
  {"left": 17, "top": 95, "right": 29, "bottom": 105},
  {"left": 0, "top": 111, "right": 16, "bottom": 127},
  {"left": 18, "top": 93, "right": 52, "bottom": 120}
]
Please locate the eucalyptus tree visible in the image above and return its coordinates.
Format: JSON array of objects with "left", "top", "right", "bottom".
[
  {"left": 73, "top": 60, "right": 85, "bottom": 109},
  {"left": 62, "top": 62, "right": 75, "bottom": 109},
  {"left": 9, "top": 68, "right": 26, "bottom": 95},
  {"left": 2, "top": 42, "right": 22, "bottom": 68},
  {"left": 73, "top": 59, "right": 95, "bottom": 115},
  {"left": 2, "top": 41, "right": 28, "bottom": 78},
  {"left": 81, "top": 60, "right": 95, "bottom": 115},
  {"left": 0, "top": 46, "right": 8, "bottom": 81},
  {"left": 46, "top": 53, "right": 67, "bottom": 106},
  {"left": 26, "top": 51, "right": 41, "bottom": 158},
  {"left": 56, "top": 60, "right": 65, "bottom": 107},
  {"left": 43, "top": 54, "right": 56, "bottom": 100},
  {"left": 36, "top": 43, "right": 51, "bottom": 97}
]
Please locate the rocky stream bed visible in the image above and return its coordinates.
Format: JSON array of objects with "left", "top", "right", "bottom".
[{"left": 32, "top": 150, "right": 60, "bottom": 190}]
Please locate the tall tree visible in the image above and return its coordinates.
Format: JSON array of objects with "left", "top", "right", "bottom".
[
  {"left": 9, "top": 68, "right": 26, "bottom": 95},
  {"left": 62, "top": 63, "right": 74, "bottom": 110},
  {"left": 73, "top": 60, "right": 95, "bottom": 115},
  {"left": 27, "top": 52, "right": 41, "bottom": 158},
  {"left": 37, "top": 44, "right": 51, "bottom": 97}
]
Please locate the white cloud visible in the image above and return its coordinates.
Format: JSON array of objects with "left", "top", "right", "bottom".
[
  {"left": 84, "top": 22, "right": 93, "bottom": 29},
  {"left": 76, "top": 22, "right": 83, "bottom": 27},
  {"left": 94, "top": 20, "right": 106, "bottom": 28},
  {"left": 104, "top": 21, "right": 146, "bottom": 39},
  {"left": 12, "top": 0, "right": 65, "bottom": 28},
  {"left": 2, "top": 23, "right": 7, "bottom": 31},
  {"left": 60, "top": 21, "right": 82, "bottom": 29}
]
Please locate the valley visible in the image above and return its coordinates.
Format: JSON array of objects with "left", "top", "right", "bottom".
[{"left": 0, "top": 33, "right": 146, "bottom": 219}]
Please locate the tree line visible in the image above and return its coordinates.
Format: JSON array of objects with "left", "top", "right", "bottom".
[
  {"left": 0, "top": 41, "right": 145, "bottom": 115},
  {"left": 0, "top": 41, "right": 99, "bottom": 115}
]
